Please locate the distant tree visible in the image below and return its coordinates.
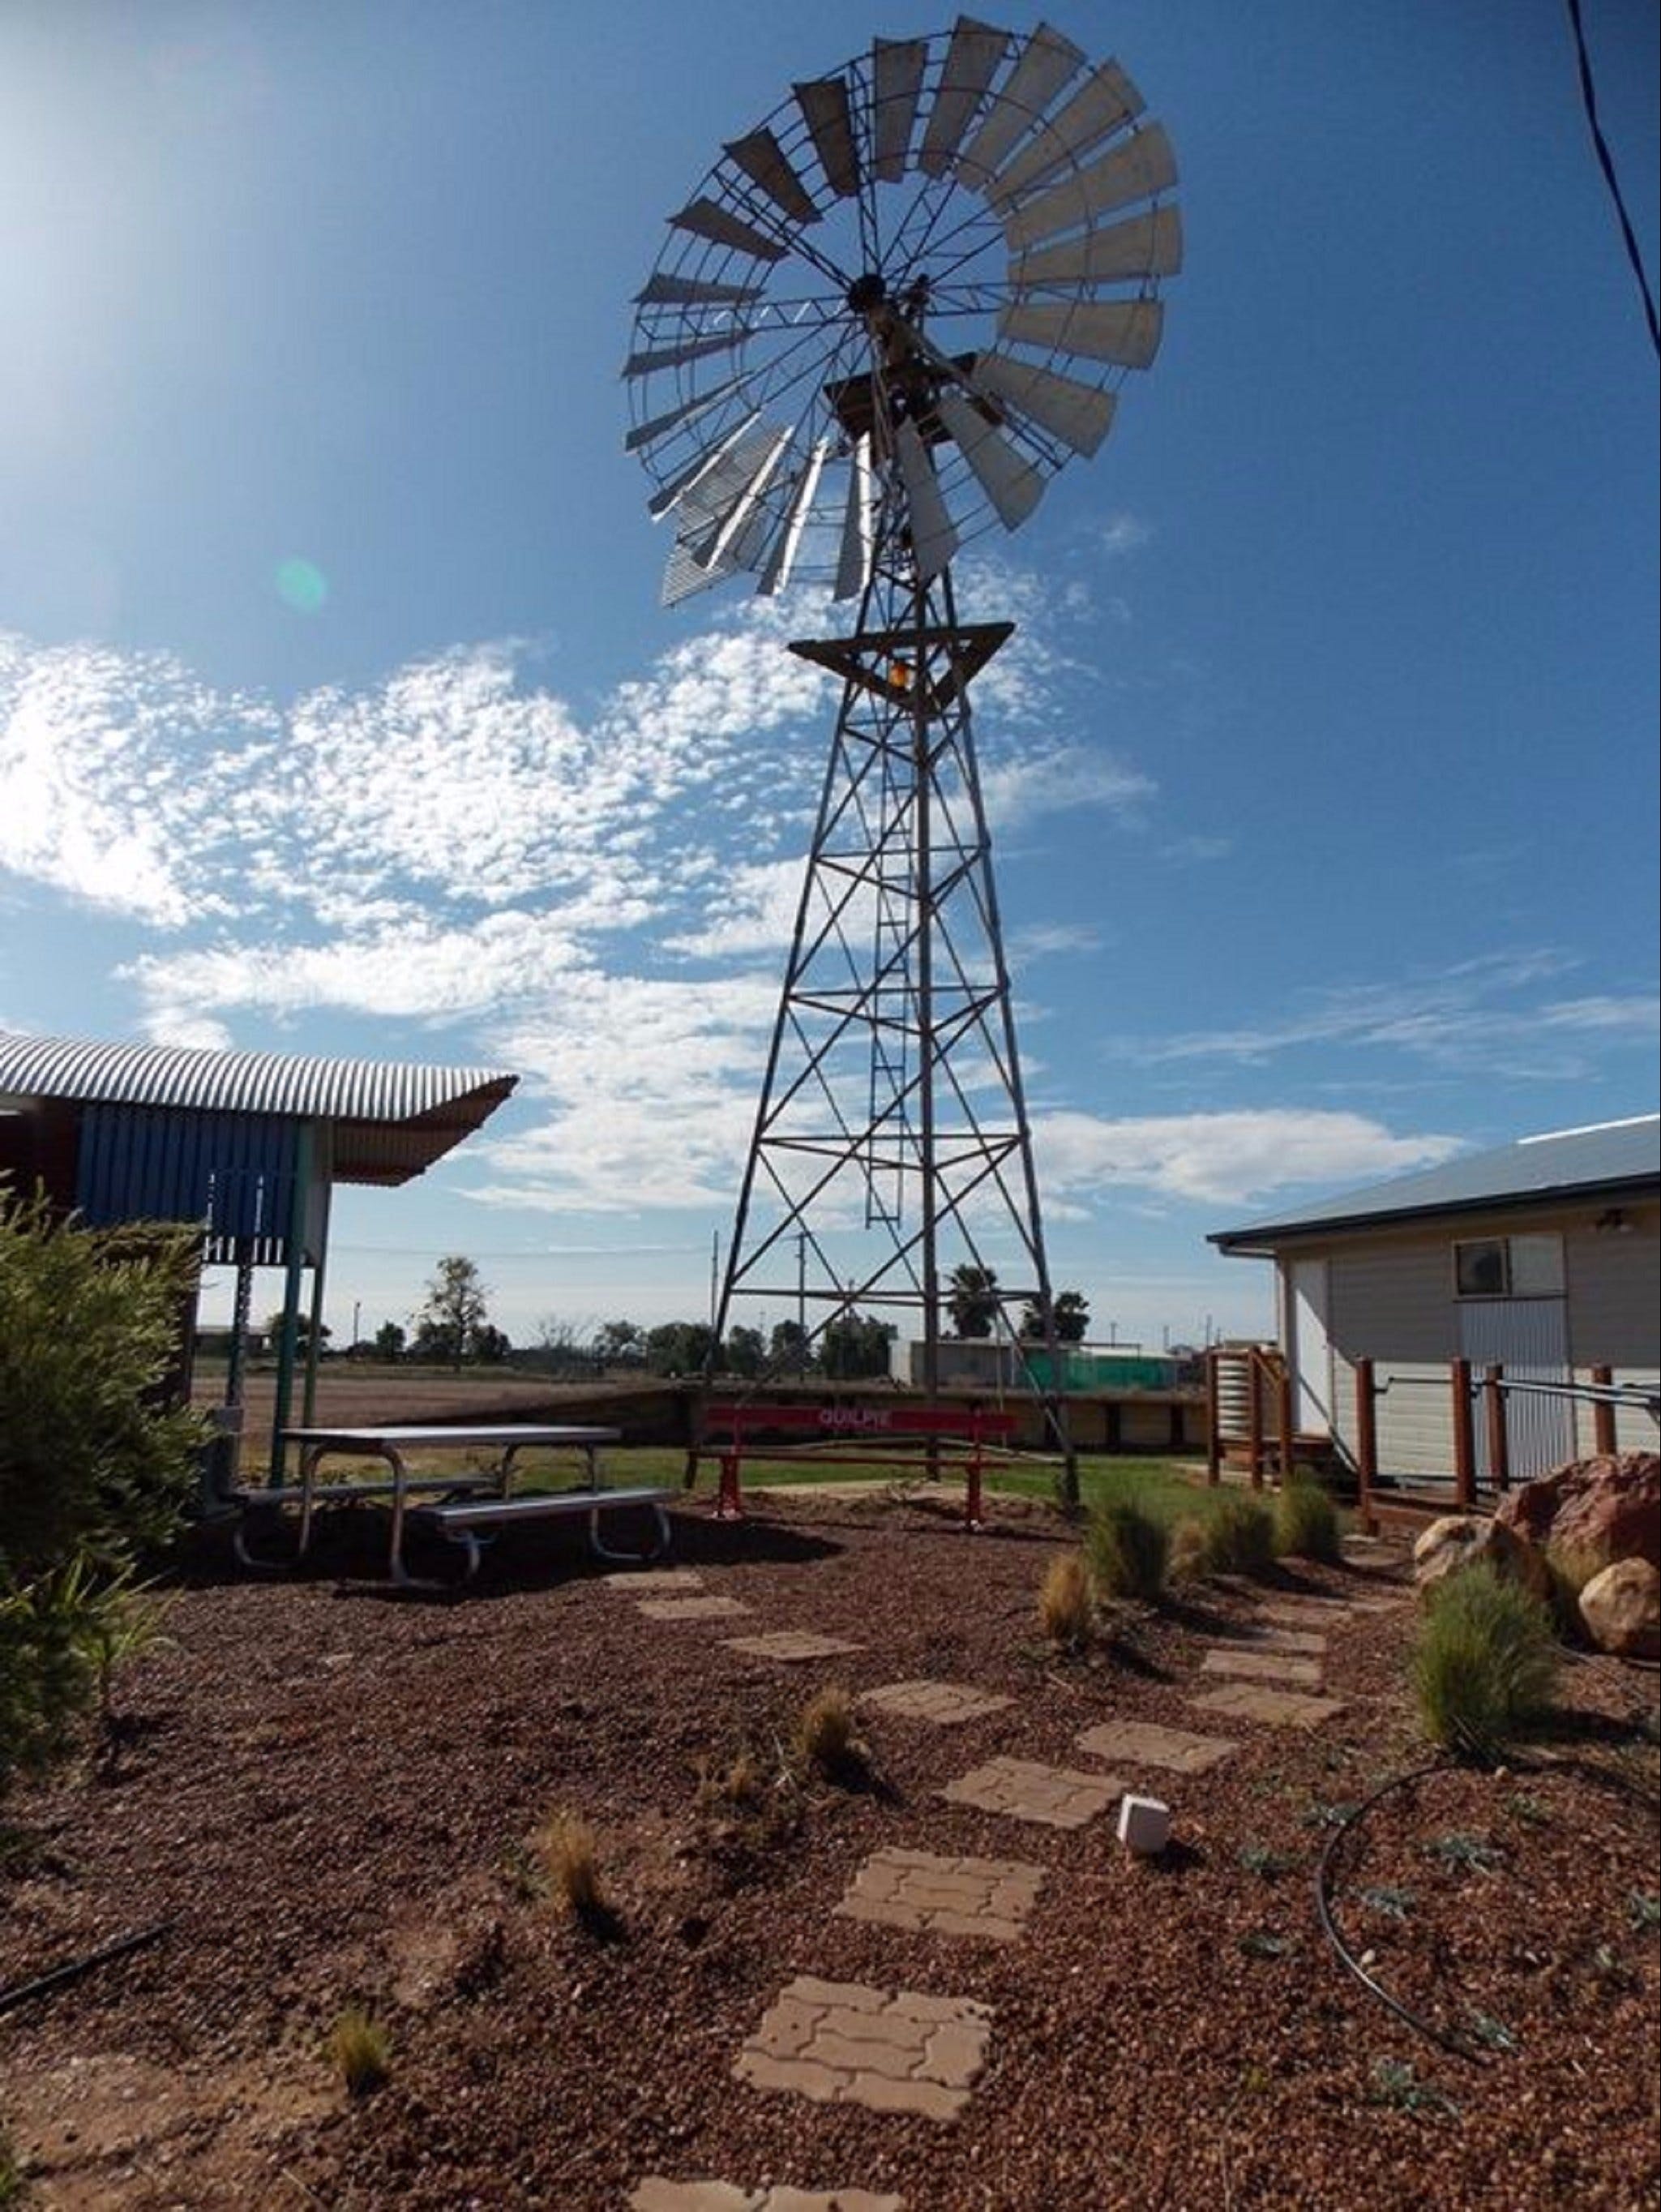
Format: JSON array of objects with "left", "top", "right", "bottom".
[
  {"left": 263, "top": 1309, "right": 332, "bottom": 1350},
  {"left": 372, "top": 1320, "right": 405, "bottom": 1363},
  {"left": 1019, "top": 1290, "right": 1090, "bottom": 1344},
  {"left": 593, "top": 1319, "right": 646, "bottom": 1368},
  {"left": 768, "top": 1318, "right": 811, "bottom": 1374},
  {"left": 413, "top": 1255, "right": 490, "bottom": 1369},
  {"left": 819, "top": 1311, "right": 897, "bottom": 1380},
  {"left": 724, "top": 1324, "right": 766, "bottom": 1378},
  {"left": 472, "top": 1323, "right": 512, "bottom": 1364},
  {"left": 644, "top": 1321, "right": 714, "bottom": 1376},
  {"left": 946, "top": 1263, "right": 1000, "bottom": 1339}
]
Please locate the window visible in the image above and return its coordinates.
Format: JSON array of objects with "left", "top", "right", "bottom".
[
  {"left": 1454, "top": 1239, "right": 1509, "bottom": 1297},
  {"left": 1453, "top": 1233, "right": 1565, "bottom": 1299}
]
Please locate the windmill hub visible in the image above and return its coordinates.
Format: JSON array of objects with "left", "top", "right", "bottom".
[{"left": 846, "top": 272, "right": 888, "bottom": 315}]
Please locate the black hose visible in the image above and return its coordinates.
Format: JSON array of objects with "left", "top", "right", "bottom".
[
  {"left": 1314, "top": 1761, "right": 1486, "bottom": 2062},
  {"left": 0, "top": 1919, "right": 171, "bottom": 2017}
]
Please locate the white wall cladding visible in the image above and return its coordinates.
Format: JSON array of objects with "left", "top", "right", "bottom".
[{"left": 1564, "top": 1211, "right": 1660, "bottom": 1369}]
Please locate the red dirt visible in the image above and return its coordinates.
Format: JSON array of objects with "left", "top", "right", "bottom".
[{"left": 2, "top": 1493, "right": 1657, "bottom": 2210}]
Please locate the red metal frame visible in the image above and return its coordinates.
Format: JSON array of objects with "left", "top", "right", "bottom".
[{"left": 694, "top": 1401, "right": 1020, "bottom": 1529}]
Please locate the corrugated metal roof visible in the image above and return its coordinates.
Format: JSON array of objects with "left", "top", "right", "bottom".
[
  {"left": 1210, "top": 1113, "right": 1660, "bottom": 1253},
  {"left": 0, "top": 1030, "right": 517, "bottom": 1186}
]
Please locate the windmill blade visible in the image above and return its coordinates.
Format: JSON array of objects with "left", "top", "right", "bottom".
[
  {"left": 623, "top": 326, "right": 753, "bottom": 380},
  {"left": 668, "top": 196, "right": 790, "bottom": 262},
  {"left": 647, "top": 411, "right": 761, "bottom": 520},
  {"left": 895, "top": 418, "right": 959, "bottom": 581},
  {"left": 794, "top": 73, "right": 861, "bottom": 198},
  {"left": 953, "top": 22, "right": 1085, "bottom": 189},
  {"left": 834, "top": 435, "right": 875, "bottom": 600},
  {"left": 935, "top": 390, "right": 1044, "bottom": 530},
  {"left": 871, "top": 37, "right": 927, "bottom": 182},
  {"left": 724, "top": 127, "right": 821, "bottom": 225},
  {"left": 632, "top": 273, "right": 766, "bottom": 310},
  {"left": 998, "top": 296, "right": 1164, "bottom": 371},
  {"left": 968, "top": 352, "right": 1118, "bottom": 457},
  {"left": 985, "top": 60, "right": 1144, "bottom": 210},
  {"left": 759, "top": 437, "right": 831, "bottom": 595},
  {"left": 1003, "top": 123, "right": 1179, "bottom": 252},
  {"left": 918, "top": 17, "right": 1008, "bottom": 177},
  {"left": 624, "top": 375, "right": 744, "bottom": 457},
  {"left": 1010, "top": 204, "right": 1183, "bottom": 292},
  {"left": 661, "top": 421, "right": 786, "bottom": 602},
  {"left": 688, "top": 424, "right": 794, "bottom": 571}
]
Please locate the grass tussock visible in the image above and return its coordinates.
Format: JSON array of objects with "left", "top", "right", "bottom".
[
  {"left": 1168, "top": 1516, "right": 1209, "bottom": 1582},
  {"left": 534, "top": 1808, "right": 610, "bottom": 1919},
  {"left": 1274, "top": 1477, "right": 1343, "bottom": 1565},
  {"left": 1543, "top": 1540, "right": 1611, "bottom": 1640},
  {"left": 1038, "top": 1550, "right": 1095, "bottom": 1648},
  {"left": 1199, "top": 1494, "right": 1278, "bottom": 1578},
  {"left": 1412, "top": 1563, "right": 1560, "bottom": 1760},
  {"left": 1085, "top": 1499, "right": 1170, "bottom": 1603},
  {"left": 324, "top": 2008, "right": 392, "bottom": 2097},
  {"left": 795, "top": 1685, "right": 867, "bottom": 1781}
]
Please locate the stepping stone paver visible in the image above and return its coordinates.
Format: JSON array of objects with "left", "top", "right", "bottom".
[
  {"left": 637, "top": 1595, "right": 753, "bottom": 1623},
  {"left": 632, "top": 2186, "right": 902, "bottom": 2212},
  {"left": 835, "top": 1845, "right": 1043, "bottom": 1942},
  {"left": 606, "top": 1567, "right": 706, "bottom": 1593},
  {"left": 1075, "top": 1719, "right": 1238, "bottom": 1775},
  {"left": 859, "top": 1680, "right": 1012, "bottom": 1726},
  {"left": 940, "top": 1755, "right": 1124, "bottom": 1830},
  {"left": 723, "top": 1630, "right": 864, "bottom": 1662},
  {"left": 1198, "top": 1648, "right": 1325, "bottom": 1687},
  {"left": 1226, "top": 1625, "right": 1328, "bottom": 1655},
  {"left": 1191, "top": 1682, "right": 1347, "bottom": 1729},
  {"left": 736, "top": 1975, "right": 991, "bottom": 2122}
]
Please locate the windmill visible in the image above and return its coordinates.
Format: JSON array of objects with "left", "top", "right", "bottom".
[{"left": 623, "top": 20, "right": 1179, "bottom": 1499}]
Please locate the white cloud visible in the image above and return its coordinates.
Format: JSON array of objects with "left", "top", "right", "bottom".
[
  {"left": 1098, "top": 511, "right": 1152, "bottom": 559},
  {"left": 1035, "top": 1108, "right": 1462, "bottom": 1211}
]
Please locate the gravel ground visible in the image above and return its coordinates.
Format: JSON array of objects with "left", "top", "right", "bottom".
[{"left": 2, "top": 1490, "right": 1657, "bottom": 2210}]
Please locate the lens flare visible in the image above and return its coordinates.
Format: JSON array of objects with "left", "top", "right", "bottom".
[{"left": 275, "top": 557, "right": 328, "bottom": 613}]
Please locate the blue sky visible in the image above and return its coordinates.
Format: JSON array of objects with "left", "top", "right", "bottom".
[{"left": 2, "top": 2, "right": 1656, "bottom": 1352}]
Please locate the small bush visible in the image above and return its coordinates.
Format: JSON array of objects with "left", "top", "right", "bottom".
[
  {"left": 1412, "top": 1563, "right": 1559, "bottom": 1759},
  {"left": 1274, "top": 1477, "right": 1342, "bottom": 1565},
  {"left": 1037, "top": 1550, "right": 1094, "bottom": 1648},
  {"left": 1168, "top": 1516, "right": 1209, "bottom": 1581},
  {"left": 534, "top": 1809, "right": 608, "bottom": 1918},
  {"left": 324, "top": 2008, "right": 391, "bottom": 2096},
  {"left": 1086, "top": 1500, "right": 1169, "bottom": 1602},
  {"left": 1199, "top": 1495, "right": 1278, "bottom": 1578},
  {"left": 795, "top": 1685, "right": 866, "bottom": 1779}
]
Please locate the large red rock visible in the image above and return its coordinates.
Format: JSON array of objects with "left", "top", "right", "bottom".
[
  {"left": 1494, "top": 1452, "right": 1660, "bottom": 1571},
  {"left": 1578, "top": 1558, "right": 1661, "bottom": 1661}
]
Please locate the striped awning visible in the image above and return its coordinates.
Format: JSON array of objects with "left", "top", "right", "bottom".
[{"left": 0, "top": 1031, "right": 517, "bottom": 1186}]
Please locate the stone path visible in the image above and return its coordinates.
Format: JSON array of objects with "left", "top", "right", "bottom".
[
  {"left": 1190, "top": 1681, "right": 1347, "bottom": 1729},
  {"left": 735, "top": 1976, "right": 992, "bottom": 2121},
  {"left": 636, "top": 1595, "right": 753, "bottom": 1623},
  {"left": 1075, "top": 1718, "right": 1238, "bottom": 1774},
  {"left": 606, "top": 1567, "right": 707, "bottom": 1593},
  {"left": 1197, "top": 1648, "right": 1325, "bottom": 1687},
  {"left": 639, "top": 1541, "right": 1402, "bottom": 2201},
  {"left": 632, "top": 2184, "right": 902, "bottom": 2211},
  {"left": 940, "top": 1755, "right": 1124, "bottom": 1829},
  {"left": 835, "top": 1846, "right": 1042, "bottom": 1943},
  {"left": 724, "top": 1631, "right": 864, "bottom": 1662},
  {"left": 858, "top": 1679, "right": 1012, "bottom": 1726}
]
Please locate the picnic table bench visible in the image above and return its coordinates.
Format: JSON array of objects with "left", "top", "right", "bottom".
[
  {"left": 233, "top": 1425, "right": 673, "bottom": 1587},
  {"left": 690, "top": 1400, "right": 1021, "bottom": 1528}
]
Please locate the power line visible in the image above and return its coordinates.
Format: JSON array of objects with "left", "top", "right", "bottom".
[{"left": 1565, "top": 0, "right": 1660, "bottom": 358}]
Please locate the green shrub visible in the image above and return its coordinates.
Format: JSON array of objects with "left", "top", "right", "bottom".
[
  {"left": 0, "top": 1187, "right": 204, "bottom": 1793},
  {"left": 1086, "top": 1498, "right": 1170, "bottom": 1602},
  {"left": 1199, "top": 1494, "right": 1278, "bottom": 1577},
  {"left": 324, "top": 2008, "right": 392, "bottom": 2096},
  {"left": 1274, "top": 1477, "right": 1342, "bottom": 1564},
  {"left": 1412, "top": 1563, "right": 1559, "bottom": 1758}
]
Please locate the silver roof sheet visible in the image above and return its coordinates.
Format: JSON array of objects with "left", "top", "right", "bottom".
[
  {"left": 0, "top": 1030, "right": 517, "bottom": 1186},
  {"left": 1211, "top": 1113, "right": 1660, "bottom": 1252}
]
